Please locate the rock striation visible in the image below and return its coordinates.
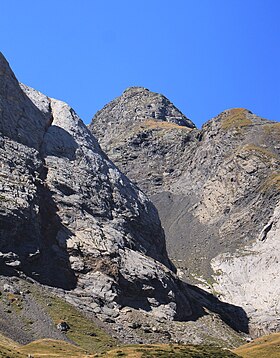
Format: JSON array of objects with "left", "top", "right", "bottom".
[{"left": 90, "top": 89, "right": 280, "bottom": 336}]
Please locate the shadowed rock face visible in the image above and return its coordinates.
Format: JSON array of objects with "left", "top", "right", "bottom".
[{"left": 90, "top": 90, "right": 280, "bottom": 336}]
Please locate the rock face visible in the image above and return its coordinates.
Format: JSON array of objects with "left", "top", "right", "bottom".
[
  {"left": 0, "top": 52, "right": 189, "bottom": 322},
  {"left": 89, "top": 87, "right": 196, "bottom": 195},
  {"left": 212, "top": 202, "right": 280, "bottom": 336},
  {"left": 90, "top": 89, "right": 280, "bottom": 336}
]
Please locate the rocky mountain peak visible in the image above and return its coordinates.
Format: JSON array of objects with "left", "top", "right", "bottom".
[
  {"left": 89, "top": 87, "right": 196, "bottom": 150},
  {"left": 122, "top": 86, "right": 149, "bottom": 95},
  {"left": 0, "top": 53, "right": 279, "bottom": 342}
]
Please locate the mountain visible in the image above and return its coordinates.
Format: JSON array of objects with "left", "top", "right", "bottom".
[
  {"left": 0, "top": 53, "right": 248, "bottom": 348},
  {"left": 89, "top": 87, "right": 280, "bottom": 337}
]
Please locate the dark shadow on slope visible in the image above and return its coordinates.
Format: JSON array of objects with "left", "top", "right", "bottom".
[
  {"left": 0, "top": 165, "right": 77, "bottom": 290},
  {"left": 182, "top": 281, "right": 249, "bottom": 334},
  {"left": 112, "top": 266, "right": 249, "bottom": 334},
  {"left": 0, "top": 77, "right": 81, "bottom": 288}
]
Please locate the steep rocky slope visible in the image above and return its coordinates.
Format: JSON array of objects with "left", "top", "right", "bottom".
[
  {"left": 0, "top": 53, "right": 248, "bottom": 346},
  {"left": 89, "top": 88, "right": 280, "bottom": 336}
]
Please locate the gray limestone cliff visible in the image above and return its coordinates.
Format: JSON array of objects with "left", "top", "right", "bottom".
[{"left": 90, "top": 88, "right": 280, "bottom": 337}]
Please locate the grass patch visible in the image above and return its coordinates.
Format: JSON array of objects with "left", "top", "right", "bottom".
[
  {"left": 0, "top": 333, "right": 242, "bottom": 358},
  {"left": 99, "top": 344, "right": 240, "bottom": 357},
  {"left": 5, "top": 292, "right": 23, "bottom": 313},
  {"left": 29, "top": 286, "right": 117, "bottom": 354},
  {"left": 263, "top": 122, "right": 280, "bottom": 135},
  {"left": 240, "top": 144, "right": 277, "bottom": 159},
  {"left": 234, "top": 332, "right": 280, "bottom": 358},
  {"left": 221, "top": 109, "right": 252, "bottom": 130},
  {"left": 19, "top": 338, "right": 89, "bottom": 357},
  {"left": 142, "top": 119, "right": 192, "bottom": 131},
  {"left": 0, "top": 332, "right": 93, "bottom": 357},
  {"left": 44, "top": 295, "right": 117, "bottom": 353},
  {"left": 261, "top": 173, "right": 280, "bottom": 191},
  {"left": 0, "top": 332, "right": 24, "bottom": 357}
]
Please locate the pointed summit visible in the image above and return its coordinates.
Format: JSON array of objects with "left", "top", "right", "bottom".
[
  {"left": 89, "top": 87, "right": 195, "bottom": 164},
  {"left": 89, "top": 87, "right": 195, "bottom": 142},
  {"left": 88, "top": 88, "right": 196, "bottom": 194}
]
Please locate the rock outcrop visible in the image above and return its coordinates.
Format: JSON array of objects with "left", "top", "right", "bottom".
[{"left": 90, "top": 89, "right": 280, "bottom": 336}]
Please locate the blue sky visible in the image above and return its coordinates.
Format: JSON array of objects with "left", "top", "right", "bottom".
[{"left": 1, "top": 0, "right": 279, "bottom": 127}]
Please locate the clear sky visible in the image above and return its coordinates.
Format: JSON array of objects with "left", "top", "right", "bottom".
[{"left": 1, "top": 0, "right": 279, "bottom": 128}]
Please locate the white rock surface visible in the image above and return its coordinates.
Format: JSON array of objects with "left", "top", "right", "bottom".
[{"left": 212, "top": 202, "right": 280, "bottom": 336}]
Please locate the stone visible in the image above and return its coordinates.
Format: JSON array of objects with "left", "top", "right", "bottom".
[
  {"left": 3, "top": 284, "right": 19, "bottom": 294},
  {"left": 128, "top": 322, "right": 141, "bottom": 329},
  {"left": 5, "top": 260, "right": 21, "bottom": 268},
  {"left": 56, "top": 321, "right": 70, "bottom": 332},
  {"left": 103, "top": 317, "right": 115, "bottom": 323}
]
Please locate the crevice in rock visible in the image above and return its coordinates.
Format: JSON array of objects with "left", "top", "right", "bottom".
[
  {"left": 31, "top": 161, "right": 77, "bottom": 289},
  {"left": 258, "top": 220, "right": 273, "bottom": 242}
]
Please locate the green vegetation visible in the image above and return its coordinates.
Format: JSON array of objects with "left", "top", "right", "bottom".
[
  {"left": 96, "top": 343, "right": 240, "bottom": 357},
  {"left": 0, "top": 338, "right": 242, "bottom": 358},
  {"left": 0, "top": 333, "right": 24, "bottom": 358},
  {"left": 40, "top": 294, "right": 117, "bottom": 354},
  {"left": 6, "top": 292, "right": 23, "bottom": 312},
  {"left": 234, "top": 332, "right": 280, "bottom": 358},
  {"left": 221, "top": 109, "right": 252, "bottom": 130},
  {"left": 240, "top": 144, "right": 276, "bottom": 159},
  {"left": 261, "top": 173, "right": 280, "bottom": 191},
  {"left": 142, "top": 119, "right": 192, "bottom": 131},
  {"left": 0, "top": 335, "right": 92, "bottom": 357},
  {"left": 19, "top": 339, "right": 89, "bottom": 357}
]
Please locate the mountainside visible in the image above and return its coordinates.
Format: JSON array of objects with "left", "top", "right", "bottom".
[
  {"left": 0, "top": 53, "right": 249, "bottom": 348},
  {"left": 90, "top": 87, "right": 280, "bottom": 337},
  {"left": 234, "top": 332, "right": 280, "bottom": 358}
]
